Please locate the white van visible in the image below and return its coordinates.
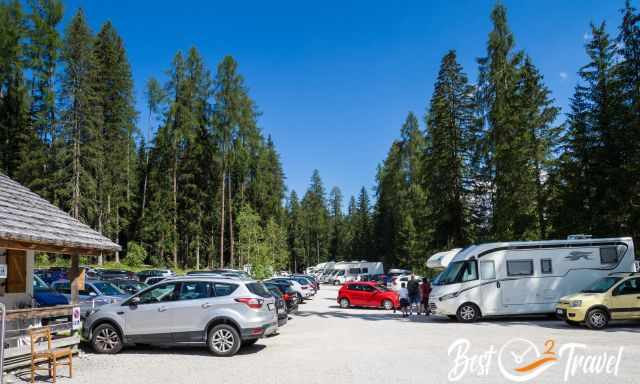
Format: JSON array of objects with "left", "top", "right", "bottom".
[
  {"left": 428, "top": 237, "right": 636, "bottom": 322},
  {"left": 329, "top": 261, "right": 384, "bottom": 285}
]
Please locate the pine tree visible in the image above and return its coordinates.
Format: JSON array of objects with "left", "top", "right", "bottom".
[
  {"left": 478, "top": 4, "right": 537, "bottom": 240},
  {"left": 425, "top": 50, "right": 477, "bottom": 250},
  {"left": 617, "top": 1, "right": 640, "bottom": 239},
  {"left": 301, "top": 170, "right": 329, "bottom": 267},
  {"left": 0, "top": 0, "right": 28, "bottom": 179},
  {"left": 286, "top": 190, "right": 305, "bottom": 272},
  {"left": 328, "top": 186, "right": 344, "bottom": 260},
  {"left": 553, "top": 23, "right": 624, "bottom": 237},
  {"left": 57, "top": 9, "right": 102, "bottom": 222},
  {"left": 16, "top": 0, "right": 63, "bottom": 199},
  {"left": 352, "top": 186, "right": 372, "bottom": 260},
  {"left": 518, "top": 57, "right": 560, "bottom": 238},
  {"left": 94, "top": 21, "right": 137, "bottom": 261}
]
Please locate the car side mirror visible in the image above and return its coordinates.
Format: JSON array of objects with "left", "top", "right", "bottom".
[{"left": 129, "top": 296, "right": 141, "bottom": 306}]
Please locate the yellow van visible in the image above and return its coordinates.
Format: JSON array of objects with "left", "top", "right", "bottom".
[{"left": 556, "top": 273, "right": 640, "bottom": 329}]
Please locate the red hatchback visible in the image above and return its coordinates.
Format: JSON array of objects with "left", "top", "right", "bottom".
[{"left": 337, "top": 282, "right": 400, "bottom": 310}]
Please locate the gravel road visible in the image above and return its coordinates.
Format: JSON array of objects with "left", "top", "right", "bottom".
[{"left": 12, "top": 285, "right": 640, "bottom": 384}]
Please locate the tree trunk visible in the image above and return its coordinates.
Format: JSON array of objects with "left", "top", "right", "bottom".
[
  {"left": 228, "top": 169, "right": 235, "bottom": 268},
  {"left": 115, "top": 211, "right": 120, "bottom": 263},
  {"left": 219, "top": 167, "right": 225, "bottom": 268},
  {"left": 172, "top": 155, "right": 178, "bottom": 268},
  {"left": 196, "top": 235, "right": 200, "bottom": 270}
]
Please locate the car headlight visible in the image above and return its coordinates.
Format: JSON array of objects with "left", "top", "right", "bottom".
[
  {"left": 439, "top": 292, "right": 458, "bottom": 301},
  {"left": 570, "top": 300, "right": 583, "bottom": 308}
]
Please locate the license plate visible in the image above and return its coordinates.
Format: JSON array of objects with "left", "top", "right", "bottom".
[
  {"left": 556, "top": 308, "right": 563, "bottom": 315},
  {"left": 268, "top": 303, "right": 274, "bottom": 311}
]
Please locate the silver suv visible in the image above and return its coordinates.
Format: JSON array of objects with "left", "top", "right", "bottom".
[{"left": 83, "top": 276, "right": 277, "bottom": 356}]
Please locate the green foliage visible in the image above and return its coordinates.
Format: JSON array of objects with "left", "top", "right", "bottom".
[{"left": 124, "top": 241, "right": 147, "bottom": 267}]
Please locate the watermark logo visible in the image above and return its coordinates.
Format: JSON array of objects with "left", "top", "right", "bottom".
[{"left": 448, "top": 338, "right": 623, "bottom": 382}]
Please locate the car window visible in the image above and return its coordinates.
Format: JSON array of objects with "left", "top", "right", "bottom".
[
  {"left": 92, "top": 282, "right": 124, "bottom": 296},
  {"left": 214, "top": 283, "right": 238, "bottom": 297},
  {"left": 507, "top": 260, "right": 533, "bottom": 276},
  {"left": 360, "top": 285, "right": 375, "bottom": 292},
  {"left": 347, "top": 284, "right": 359, "bottom": 291},
  {"left": 480, "top": 261, "right": 496, "bottom": 280},
  {"left": 137, "top": 282, "right": 179, "bottom": 304},
  {"left": 179, "top": 281, "right": 213, "bottom": 300},
  {"left": 246, "top": 282, "right": 272, "bottom": 298},
  {"left": 613, "top": 278, "right": 640, "bottom": 296},
  {"left": 53, "top": 282, "right": 71, "bottom": 294}
]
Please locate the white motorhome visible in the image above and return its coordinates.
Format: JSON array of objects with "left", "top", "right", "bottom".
[
  {"left": 329, "top": 261, "right": 384, "bottom": 285},
  {"left": 428, "top": 237, "right": 636, "bottom": 322}
]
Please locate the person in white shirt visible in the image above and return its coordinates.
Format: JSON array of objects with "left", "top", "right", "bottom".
[{"left": 398, "top": 282, "right": 409, "bottom": 317}]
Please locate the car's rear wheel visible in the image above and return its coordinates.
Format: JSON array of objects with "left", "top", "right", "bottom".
[
  {"left": 339, "top": 298, "right": 350, "bottom": 308},
  {"left": 382, "top": 299, "right": 394, "bottom": 310},
  {"left": 91, "top": 324, "right": 123, "bottom": 354},
  {"left": 208, "top": 324, "right": 241, "bottom": 356},
  {"left": 456, "top": 303, "right": 480, "bottom": 323},
  {"left": 586, "top": 308, "right": 609, "bottom": 330}
]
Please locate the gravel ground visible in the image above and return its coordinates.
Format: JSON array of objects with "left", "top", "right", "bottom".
[{"left": 10, "top": 285, "right": 640, "bottom": 384}]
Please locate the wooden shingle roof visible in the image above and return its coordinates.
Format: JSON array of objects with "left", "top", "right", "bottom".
[{"left": 0, "top": 173, "right": 120, "bottom": 253}]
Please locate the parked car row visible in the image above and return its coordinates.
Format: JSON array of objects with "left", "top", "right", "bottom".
[{"left": 32, "top": 266, "right": 318, "bottom": 356}]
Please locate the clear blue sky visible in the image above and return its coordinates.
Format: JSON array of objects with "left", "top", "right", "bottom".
[{"left": 62, "top": 0, "right": 632, "bottom": 205}]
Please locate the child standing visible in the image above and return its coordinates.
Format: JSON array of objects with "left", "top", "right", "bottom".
[{"left": 398, "top": 282, "right": 409, "bottom": 317}]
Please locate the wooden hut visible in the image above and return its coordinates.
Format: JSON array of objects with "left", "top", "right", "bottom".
[{"left": 0, "top": 173, "right": 120, "bottom": 368}]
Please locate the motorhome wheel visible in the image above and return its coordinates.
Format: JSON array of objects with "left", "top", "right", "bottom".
[{"left": 456, "top": 303, "right": 480, "bottom": 323}]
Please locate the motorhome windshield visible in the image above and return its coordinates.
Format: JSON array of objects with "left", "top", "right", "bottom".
[
  {"left": 438, "top": 260, "right": 478, "bottom": 285},
  {"left": 581, "top": 277, "right": 622, "bottom": 293}
]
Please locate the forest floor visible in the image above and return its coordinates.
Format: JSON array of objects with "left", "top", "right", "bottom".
[{"left": 12, "top": 286, "right": 640, "bottom": 384}]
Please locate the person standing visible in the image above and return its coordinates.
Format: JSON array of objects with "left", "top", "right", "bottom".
[
  {"left": 407, "top": 275, "right": 420, "bottom": 316},
  {"left": 420, "top": 277, "right": 432, "bottom": 315},
  {"left": 398, "top": 282, "right": 410, "bottom": 317}
]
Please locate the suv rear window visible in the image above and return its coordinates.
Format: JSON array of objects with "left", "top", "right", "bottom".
[
  {"left": 245, "top": 282, "right": 272, "bottom": 298},
  {"left": 214, "top": 283, "right": 238, "bottom": 297}
]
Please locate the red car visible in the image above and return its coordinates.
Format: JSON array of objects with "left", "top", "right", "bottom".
[{"left": 337, "top": 282, "right": 399, "bottom": 310}]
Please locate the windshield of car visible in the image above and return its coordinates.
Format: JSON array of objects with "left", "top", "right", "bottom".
[
  {"left": 431, "top": 272, "right": 444, "bottom": 286},
  {"left": 92, "top": 282, "right": 125, "bottom": 296},
  {"left": 33, "top": 275, "right": 50, "bottom": 290},
  {"left": 581, "top": 277, "right": 622, "bottom": 293},
  {"left": 438, "top": 261, "right": 478, "bottom": 285}
]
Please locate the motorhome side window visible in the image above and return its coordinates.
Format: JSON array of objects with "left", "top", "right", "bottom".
[
  {"left": 507, "top": 260, "right": 533, "bottom": 276},
  {"left": 349, "top": 268, "right": 361, "bottom": 274},
  {"left": 479, "top": 261, "right": 496, "bottom": 280},
  {"left": 541, "top": 259, "right": 553, "bottom": 274},
  {"left": 362, "top": 268, "right": 368, "bottom": 274},
  {"left": 600, "top": 247, "right": 618, "bottom": 264}
]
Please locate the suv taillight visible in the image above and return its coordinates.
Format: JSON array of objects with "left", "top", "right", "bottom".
[
  {"left": 283, "top": 293, "right": 290, "bottom": 301},
  {"left": 235, "top": 297, "right": 264, "bottom": 309}
]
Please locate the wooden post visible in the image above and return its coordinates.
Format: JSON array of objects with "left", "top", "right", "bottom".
[{"left": 70, "top": 253, "right": 80, "bottom": 304}]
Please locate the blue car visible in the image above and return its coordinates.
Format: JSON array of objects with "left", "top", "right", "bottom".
[{"left": 33, "top": 274, "right": 69, "bottom": 307}]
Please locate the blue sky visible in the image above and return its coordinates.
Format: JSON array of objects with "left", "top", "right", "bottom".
[{"left": 62, "top": 0, "right": 632, "bottom": 204}]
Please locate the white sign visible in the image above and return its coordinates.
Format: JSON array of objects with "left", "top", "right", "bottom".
[
  {"left": 72, "top": 306, "right": 81, "bottom": 330},
  {"left": 0, "top": 264, "right": 7, "bottom": 279}
]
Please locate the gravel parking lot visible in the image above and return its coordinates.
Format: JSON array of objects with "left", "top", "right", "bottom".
[{"left": 16, "top": 285, "right": 640, "bottom": 384}]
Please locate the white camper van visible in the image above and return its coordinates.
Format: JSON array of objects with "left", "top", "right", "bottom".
[
  {"left": 428, "top": 237, "right": 636, "bottom": 322},
  {"left": 329, "top": 261, "right": 384, "bottom": 285}
]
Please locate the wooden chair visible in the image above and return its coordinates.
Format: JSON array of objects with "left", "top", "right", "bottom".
[{"left": 29, "top": 327, "right": 73, "bottom": 383}]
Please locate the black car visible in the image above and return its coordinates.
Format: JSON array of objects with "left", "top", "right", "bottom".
[
  {"left": 110, "top": 279, "right": 148, "bottom": 295},
  {"left": 264, "top": 283, "right": 288, "bottom": 327},
  {"left": 265, "top": 280, "right": 299, "bottom": 313},
  {"left": 97, "top": 269, "right": 138, "bottom": 281}
]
